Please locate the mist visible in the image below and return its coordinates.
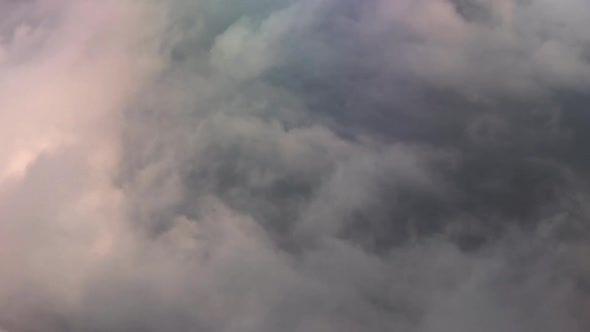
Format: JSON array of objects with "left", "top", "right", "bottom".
[{"left": 0, "top": 0, "right": 589, "bottom": 331}]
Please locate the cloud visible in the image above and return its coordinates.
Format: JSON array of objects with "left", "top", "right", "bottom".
[{"left": 0, "top": 0, "right": 589, "bottom": 331}]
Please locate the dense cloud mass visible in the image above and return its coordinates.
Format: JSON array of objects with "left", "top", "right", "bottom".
[{"left": 1, "top": 0, "right": 590, "bottom": 331}]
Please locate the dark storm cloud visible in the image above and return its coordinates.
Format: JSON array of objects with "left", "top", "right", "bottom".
[{"left": 1, "top": 0, "right": 590, "bottom": 331}]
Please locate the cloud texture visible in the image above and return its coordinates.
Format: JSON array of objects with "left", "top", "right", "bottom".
[{"left": 1, "top": 0, "right": 590, "bottom": 331}]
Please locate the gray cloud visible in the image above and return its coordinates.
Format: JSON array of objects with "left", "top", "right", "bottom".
[{"left": 0, "top": 0, "right": 589, "bottom": 331}]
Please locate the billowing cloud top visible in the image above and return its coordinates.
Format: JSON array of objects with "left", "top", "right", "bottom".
[{"left": 0, "top": 0, "right": 589, "bottom": 331}]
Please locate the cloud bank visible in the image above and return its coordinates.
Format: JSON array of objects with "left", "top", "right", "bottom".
[{"left": 1, "top": 0, "right": 590, "bottom": 331}]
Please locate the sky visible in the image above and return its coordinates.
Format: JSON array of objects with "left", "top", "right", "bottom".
[{"left": 0, "top": 0, "right": 590, "bottom": 331}]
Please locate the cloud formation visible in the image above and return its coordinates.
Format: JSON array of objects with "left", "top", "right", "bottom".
[{"left": 0, "top": 0, "right": 589, "bottom": 331}]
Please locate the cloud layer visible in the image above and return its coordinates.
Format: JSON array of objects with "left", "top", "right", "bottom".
[{"left": 1, "top": 0, "right": 590, "bottom": 331}]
